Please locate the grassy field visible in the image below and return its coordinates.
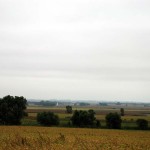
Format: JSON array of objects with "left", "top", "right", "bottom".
[{"left": 0, "top": 126, "right": 150, "bottom": 150}]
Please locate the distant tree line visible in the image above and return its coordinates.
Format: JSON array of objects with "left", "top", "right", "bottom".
[
  {"left": 34, "top": 101, "right": 57, "bottom": 107},
  {"left": 99, "top": 103, "right": 108, "bottom": 106},
  {"left": 79, "top": 102, "right": 90, "bottom": 106}
]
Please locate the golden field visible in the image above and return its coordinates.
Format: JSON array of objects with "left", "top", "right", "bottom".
[{"left": 0, "top": 126, "right": 150, "bottom": 150}]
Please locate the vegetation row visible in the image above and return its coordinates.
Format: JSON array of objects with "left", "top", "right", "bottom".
[{"left": 0, "top": 95, "right": 149, "bottom": 130}]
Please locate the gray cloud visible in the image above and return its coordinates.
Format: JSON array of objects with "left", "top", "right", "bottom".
[{"left": 0, "top": 0, "right": 150, "bottom": 101}]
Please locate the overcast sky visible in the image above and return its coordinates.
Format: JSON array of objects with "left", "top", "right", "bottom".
[{"left": 0, "top": 0, "right": 150, "bottom": 102}]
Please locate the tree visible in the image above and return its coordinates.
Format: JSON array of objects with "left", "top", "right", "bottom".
[
  {"left": 88, "top": 109, "right": 96, "bottom": 125},
  {"left": 71, "top": 109, "right": 96, "bottom": 127},
  {"left": 96, "top": 120, "right": 101, "bottom": 128},
  {"left": 0, "top": 95, "right": 27, "bottom": 125},
  {"left": 66, "top": 105, "right": 72, "bottom": 113},
  {"left": 99, "top": 103, "right": 108, "bottom": 106},
  {"left": 37, "top": 112, "right": 59, "bottom": 126},
  {"left": 105, "top": 112, "right": 122, "bottom": 129},
  {"left": 120, "top": 108, "right": 124, "bottom": 116},
  {"left": 136, "top": 119, "right": 148, "bottom": 130}
]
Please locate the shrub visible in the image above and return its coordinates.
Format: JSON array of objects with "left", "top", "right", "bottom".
[
  {"left": 37, "top": 112, "right": 59, "bottom": 126},
  {"left": 105, "top": 112, "right": 122, "bottom": 129},
  {"left": 136, "top": 119, "right": 148, "bottom": 130},
  {"left": 71, "top": 109, "right": 96, "bottom": 127}
]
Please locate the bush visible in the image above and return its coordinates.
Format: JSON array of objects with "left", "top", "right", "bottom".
[
  {"left": 37, "top": 112, "right": 59, "bottom": 126},
  {"left": 105, "top": 112, "right": 122, "bottom": 129},
  {"left": 0, "top": 95, "right": 27, "bottom": 125},
  {"left": 71, "top": 109, "right": 96, "bottom": 127},
  {"left": 136, "top": 119, "right": 148, "bottom": 130}
]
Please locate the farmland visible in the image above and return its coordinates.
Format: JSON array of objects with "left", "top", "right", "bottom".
[
  {"left": 0, "top": 126, "right": 150, "bottom": 150},
  {"left": 1, "top": 103, "right": 150, "bottom": 149},
  {"left": 23, "top": 105, "right": 150, "bottom": 128}
]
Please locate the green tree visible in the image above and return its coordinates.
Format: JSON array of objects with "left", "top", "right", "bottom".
[
  {"left": 0, "top": 95, "right": 27, "bottom": 125},
  {"left": 71, "top": 109, "right": 96, "bottom": 127},
  {"left": 136, "top": 119, "right": 148, "bottom": 130},
  {"left": 120, "top": 108, "right": 124, "bottom": 116},
  {"left": 105, "top": 112, "right": 122, "bottom": 129},
  {"left": 88, "top": 109, "right": 96, "bottom": 125},
  {"left": 96, "top": 120, "right": 101, "bottom": 128},
  {"left": 66, "top": 105, "right": 72, "bottom": 113},
  {"left": 37, "top": 112, "right": 59, "bottom": 126}
]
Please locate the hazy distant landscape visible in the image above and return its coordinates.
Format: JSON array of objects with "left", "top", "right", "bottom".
[
  {"left": 1, "top": 97, "right": 150, "bottom": 149},
  {"left": 25, "top": 99, "right": 150, "bottom": 128}
]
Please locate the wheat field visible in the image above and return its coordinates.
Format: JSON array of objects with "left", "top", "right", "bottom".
[{"left": 0, "top": 126, "right": 150, "bottom": 150}]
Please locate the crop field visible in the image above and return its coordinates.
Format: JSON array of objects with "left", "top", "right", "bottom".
[{"left": 0, "top": 126, "right": 150, "bottom": 150}]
